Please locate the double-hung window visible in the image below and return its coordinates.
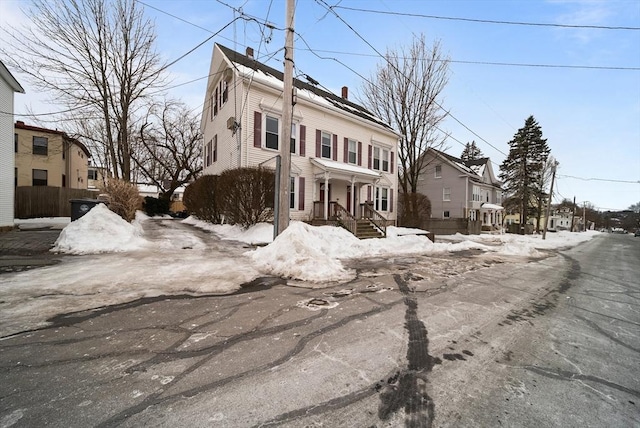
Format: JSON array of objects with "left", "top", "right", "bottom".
[
  {"left": 347, "top": 139, "right": 357, "bottom": 164},
  {"left": 321, "top": 131, "right": 331, "bottom": 159},
  {"left": 374, "top": 186, "right": 389, "bottom": 212},
  {"left": 443, "top": 187, "right": 451, "bottom": 201},
  {"left": 435, "top": 165, "right": 442, "bottom": 178},
  {"left": 32, "top": 169, "right": 47, "bottom": 186},
  {"left": 33, "top": 136, "right": 48, "bottom": 156},
  {"left": 290, "top": 123, "right": 297, "bottom": 154},
  {"left": 265, "top": 115, "right": 279, "bottom": 150},
  {"left": 290, "top": 177, "right": 296, "bottom": 209},
  {"left": 372, "top": 146, "right": 389, "bottom": 172}
]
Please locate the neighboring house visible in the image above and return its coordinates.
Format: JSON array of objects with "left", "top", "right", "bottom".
[
  {"left": 15, "top": 121, "right": 90, "bottom": 189},
  {"left": 416, "top": 148, "right": 504, "bottom": 233},
  {"left": 0, "top": 60, "right": 25, "bottom": 230},
  {"left": 88, "top": 161, "right": 110, "bottom": 190},
  {"left": 201, "top": 44, "right": 400, "bottom": 235},
  {"left": 138, "top": 183, "right": 186, "bottom": 212},
  {"left": 547, "top": 206, "right": 572, "bottom": 231}
]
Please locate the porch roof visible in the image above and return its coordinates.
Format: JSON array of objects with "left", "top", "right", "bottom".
[
  {"left": 310, "top": 157, "right": 381, "bottom": 182},
  {"left": 481, "top": 203, "right": 504, "bottom": 210}
]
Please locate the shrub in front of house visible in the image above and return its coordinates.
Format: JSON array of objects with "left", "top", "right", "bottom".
[
  {"left": 101, "top": 179, "right": 143, "bottom": 222},
  {"left": 183, "top": 174, "right": 221, "bottom": 223},
  {"left": 217, "top": 167, "right": 275, "bottom": 228}
]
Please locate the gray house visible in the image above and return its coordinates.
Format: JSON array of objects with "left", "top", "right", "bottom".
[{"left": 416, "top": 148, "right": 504, "bottom": 234}]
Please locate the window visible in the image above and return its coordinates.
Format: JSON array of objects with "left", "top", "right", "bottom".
[
  {"left": 290, "top": 177, "right": 296, "bottom": 209},
  {"left": 88, "top": 170, "right": 97, "bottom": 180},
  {"left": 348, "top": 139, "right": 357, "bottom": 164},
  {"left": 266, "top": 116, "right": 279, "bottom": 150},
  {"left": 32, "top": 169, "right": 47, "bottom": 186},
  {"left": 373, "top": 147, "right": 380, "bottom": 170},
  {"left": 290, "top": 123, "right": 297, "bottom": 154},
  {"left": 473, "top": 185, "right": 481, "bottom": 202},
  {"left": 214, "top": 88, "right": 219, "bottom": 117},
  {"left": 62, "top": 174, "right": 66, "bottom": 187},
  {"left": 321, "top": 131, "right": 331, "bottom": 159},
  {"left": 213, "top": 135, "right": 218, "bottom": 162},
  {"left": 443, "top": 210, "right": 450, "bottom": 219},
  {"left": 205, "top": 140, "right": 211, "bottom": 166},
  {"left": 221, "top": 80, "right": 228, "bottom": 104},
  {"left": 14, "top": 134, "right": 18, "bottom": 152},
  {"left": 443, "top": 187, "right": 451, "bottom": 201},
  {"left": 374, "top": 186, "right": 389, "bottom": 212},
  {"left": 435, "top": 165, "right": 442, "bottom": 178},
  {"left": 33, "top": 136, "right": 48, "bottom": 156},
  {"left": 382, "top": 149, "right": 389, "bottom": 172}
]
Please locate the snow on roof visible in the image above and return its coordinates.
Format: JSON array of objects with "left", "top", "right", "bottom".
[
  {"left": 217, "top": 44, "right": 394, "bottom": 132},
  {"left": 310, "top": 157, "right": 381, "bottom": 178}
]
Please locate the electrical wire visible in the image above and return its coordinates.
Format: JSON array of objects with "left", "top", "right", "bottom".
[
  {"left": 557, "top": 174, "right": 639, "bottom": 184},
  {"left": 332, "top": 5, "right": 640, "bottom": 31}
]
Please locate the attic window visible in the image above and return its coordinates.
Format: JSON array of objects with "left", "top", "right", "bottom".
[{"left": 435, "top": 165, "right": 442, "bottom": 178}]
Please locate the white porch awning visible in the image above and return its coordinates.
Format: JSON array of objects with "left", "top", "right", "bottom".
[
  {"left": 310, "top": 157, "right": 380, "bottom": 182},
  {"left": 481, "top": 203, "right": 504, "bottom": 210}
]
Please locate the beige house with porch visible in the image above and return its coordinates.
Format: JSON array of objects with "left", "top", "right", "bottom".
[{"left": 201, "top": 44, "right": 399, "bottom": 237}]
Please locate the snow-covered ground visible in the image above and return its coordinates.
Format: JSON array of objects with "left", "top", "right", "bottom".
[{"left": 1, "top": 205, "right": 598, "bottom": 336}]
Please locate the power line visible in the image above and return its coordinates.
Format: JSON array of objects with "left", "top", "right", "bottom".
[
  {"left": 557, "top": 174, "right": 640, "bottom": 184},
  {"left": 295, "top": 48, "right": 639, "bottom": 71},
  {"left": 333, "top": 5, "right": 640, "bottom": 31},
  {"left": 314, "top": 0, "right": 507, "bottom": 157}
]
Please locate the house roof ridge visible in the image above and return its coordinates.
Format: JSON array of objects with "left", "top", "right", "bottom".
[{"left": 215, "top": 43, "right": 393, "bottom": 131}]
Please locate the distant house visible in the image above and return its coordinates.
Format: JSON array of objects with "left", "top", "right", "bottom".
[
  {"left": 0, "top": 60, "right": 24, "bottom": 229},
  {"left": 200, "top": 44, "right": 400, "bottom": 236},
  {"left": 88, "top": 161, "right": 110, "bottom": 190},
  {"left": 416, "top": 148, "right": 504, "bottom": 234},
  {"left": 547, "top": 206, "right": 572, "bottom": 231},
  {"left": 15, "top": 121, "right": 90, "bottom": 189}
]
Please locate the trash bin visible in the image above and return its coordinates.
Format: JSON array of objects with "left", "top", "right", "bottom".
[{"left": 70, "top": 199, "right": 101, "bottom": 221}]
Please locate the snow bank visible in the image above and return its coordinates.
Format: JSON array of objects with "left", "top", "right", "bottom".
[
  {"left": 182, "top": 216, "right": 274, "bottom": 245},
  {"left": 52, "top": 204, "right": 148, "bottom": 254},
  {"left": 248, "top": 222, "right": 358, "bottom": 282}
]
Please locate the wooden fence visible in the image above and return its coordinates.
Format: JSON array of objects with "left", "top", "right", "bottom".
[{"left": 15, "top": 186, "right": 99, "bottom": 218}]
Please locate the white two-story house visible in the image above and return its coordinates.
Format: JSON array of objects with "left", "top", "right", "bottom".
[
  {"left": 417, "top": 147, "right": 504, "bottom": 233},
  {"left": 201, "top": 44, "right": 400, "bottom": 235}
]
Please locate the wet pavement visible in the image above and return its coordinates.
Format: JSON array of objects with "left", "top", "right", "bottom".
[{"left": 0, "top": 228, "right": 63, "bottom": 273}]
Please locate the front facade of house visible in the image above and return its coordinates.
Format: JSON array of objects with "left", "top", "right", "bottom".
[
  {"left": 417, "top": 148, "right": 504, "bottom": 229},
  {"left": 0, "top": 61, "right": 24, "bottom": 229},
  {"left": 15, "top": 121, "right": 90, "bottom": 189},
  {"left": 201, "top": 44, "right": 399, "bottom": 227}
]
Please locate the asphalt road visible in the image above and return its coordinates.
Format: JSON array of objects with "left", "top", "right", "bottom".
[{"left": 0, "top": 232, "right": 638, "bottom": 427}]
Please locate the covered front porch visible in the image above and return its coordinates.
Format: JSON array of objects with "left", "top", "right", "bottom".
[
  {"left": 479, "top": 203, "right": 504, "bottom": 231},
  {"left": 309, "top": 158, "right": 390, "bottom": 238}
]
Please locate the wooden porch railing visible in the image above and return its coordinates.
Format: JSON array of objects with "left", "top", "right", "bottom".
[
  {"left": 361, "top": 203, "right": 387, "bottom": 237},
  {"left": 312, "top": 201, "right": 358, "bottom": 236}
]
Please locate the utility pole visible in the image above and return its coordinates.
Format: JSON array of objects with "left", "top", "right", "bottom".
[
  {"left": 277, "top": 0, "right": 295, "bottom": 236},
  {"left": 542, "top": 161, "right": 557, "bottom": 240},
  {"left": 570, "top": 196, "right": 576, "bottom": 232},
  {"left": 583, "top": 202, "right": 586, "bottom": 232}
]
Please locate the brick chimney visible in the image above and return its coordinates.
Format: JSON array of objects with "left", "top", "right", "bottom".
[
  {"left": 246, "top": 47, "right": 254, "bottom": 59},
  {"left": 341, "top": 86, "right": 348, "bottom": 100}
]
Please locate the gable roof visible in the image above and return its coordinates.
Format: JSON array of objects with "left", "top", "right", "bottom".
[
  {"left": 0, "top": 60, "right": 25, "bottom": 93},
  {"left": 215, "top": 44, "right": 394, "bottom": 132},
  {"left": 429, "top": 147, "right": 501, "bottom": 187}
]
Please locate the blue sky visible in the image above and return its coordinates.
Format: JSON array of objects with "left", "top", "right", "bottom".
[{"left": 2, "top": 0, "right": 639, "bottom": 211}]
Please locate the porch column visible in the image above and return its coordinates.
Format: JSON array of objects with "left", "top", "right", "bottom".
[
  {"left": 324, "top": 175, "right": 329, "bottom": 220},
  {"left": 350, "top": 177, "right": 356, "bottom": 217}
]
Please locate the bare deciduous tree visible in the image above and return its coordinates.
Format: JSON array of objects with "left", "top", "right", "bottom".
[
  {"left": 133, "top": 100, "right": 203, "bottom": 202},
  {"left": 360, "top": 34, "right": 450, "bottom": 195},
  {"left": 1, "top": 0, "right": 166, "bottom": 181}
]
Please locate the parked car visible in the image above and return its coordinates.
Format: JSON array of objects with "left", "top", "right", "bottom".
[{"left": 634, "top": 230, "right": 640, "bottom": 237}]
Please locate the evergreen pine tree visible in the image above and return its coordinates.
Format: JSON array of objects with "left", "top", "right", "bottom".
[
  {"left": 499, "top": 116, "right": 550, "bottom": 232},
  {"left": 461, "top": 140, "right": 484, "bottom": 162}
]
